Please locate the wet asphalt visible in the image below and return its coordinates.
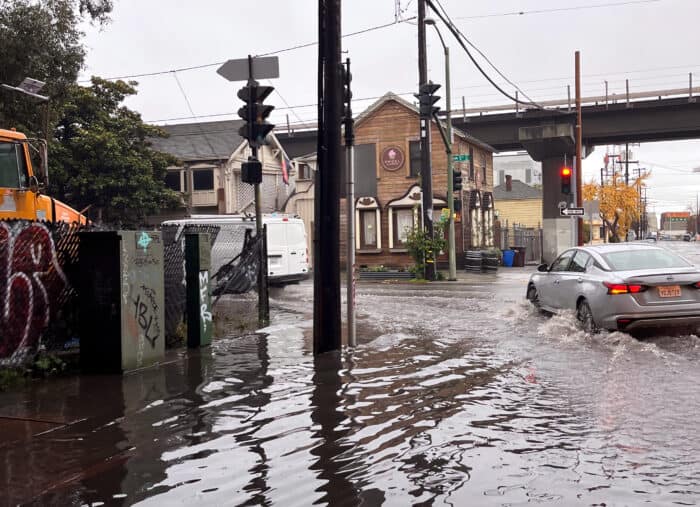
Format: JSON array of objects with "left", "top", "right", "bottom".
[{"left": 1, "top": 242, "right": 699, "bottom": 506}]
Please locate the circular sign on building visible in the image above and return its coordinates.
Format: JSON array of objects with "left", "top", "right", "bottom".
[{"left": 380, "top": 146, "right": 405, "bottom": 171}]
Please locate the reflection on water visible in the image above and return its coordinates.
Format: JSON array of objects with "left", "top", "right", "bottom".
[{"left": 2, "top": 272, "right": 700, "bottom": 506}]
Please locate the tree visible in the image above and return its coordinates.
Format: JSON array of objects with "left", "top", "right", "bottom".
[
  {"left": 583, "top": 171, "right": 647, "bottom": 242},
  {"left": 50, "top": 78, "right": 181, "bottom": 226},
  {"left": 0, "top": 0, "right": 113, "bottom": 135}
]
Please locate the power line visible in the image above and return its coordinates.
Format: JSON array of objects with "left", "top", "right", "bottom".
[
  {"left": 455, "top": 0, "right": 661, "bottom": 20},
  {"left": 425, "top": 0, "right": 544, "bottom": 109},
  {"left": 172, "top": 72, "right": 220, "bottom": 157},
  {"left": 79, "top": 16, "right": 416, "bottom": 83}
]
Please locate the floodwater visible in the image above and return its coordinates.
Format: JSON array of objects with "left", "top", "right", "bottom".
[{"left": 2, "top": 243, "right": 700, "bottom": 506}]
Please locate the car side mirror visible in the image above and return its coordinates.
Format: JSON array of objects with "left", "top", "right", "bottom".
[
  {"left": 29, "top": 175, "right": 41, "bottom": 194},
  {"left": 537, "top": 263, "right": 549, "bottom": 272}
]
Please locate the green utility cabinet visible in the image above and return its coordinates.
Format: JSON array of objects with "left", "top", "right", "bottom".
[
  {"left": 186, "top": 233, "right": 213, "bottom": 348},
  {"left": 78, "top": 231, "right": 165, "bottom": 373}
]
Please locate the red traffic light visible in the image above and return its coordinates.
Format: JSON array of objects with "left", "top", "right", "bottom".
[{"left": 560, "top": 167, "right": 572, "bottom": 177}]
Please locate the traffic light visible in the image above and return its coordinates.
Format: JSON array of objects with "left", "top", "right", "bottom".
[
  {"left": 342, "top": 60, "right": 352, "bottom": 121},
  {"left": 241, "top": 157, "right": 262, "bottom": 184},
  {"left": 342, "top": 58, "right": 354, "bottom": 144},
  {"left": 415, "top": 82, "right": 441, "bottom": 117},
  {"left": 560, "top": 166, "right": 572, "bottom": 194},
  {"left": 452, "top": 169, "right": 463, "bottom": 192},
  {"left": 237, "top": 83, "right": 275, "bottom": 149},
  {"left": 453, "top": 198, "right": 462, "bottom": 213}
]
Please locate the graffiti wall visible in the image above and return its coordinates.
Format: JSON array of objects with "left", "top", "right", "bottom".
[{"left": 0, "top": 220, "right": 84, "bottom": 366}]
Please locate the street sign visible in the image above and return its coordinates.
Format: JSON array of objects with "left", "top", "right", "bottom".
[
  {"left": 217, "top": 56, "right": 280, "bottom": 82},
  {"left": 560, "top": 207, "right": 585, "bottom": 217},
  {"left": 452, "top": 154, "right": 471, "bottom": 162}
]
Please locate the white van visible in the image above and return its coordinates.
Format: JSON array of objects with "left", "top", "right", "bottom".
[{"left": 161, "top": 214, "right": 310, "bottom": 285}]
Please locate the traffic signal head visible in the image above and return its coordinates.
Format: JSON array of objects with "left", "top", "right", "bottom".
[
  {"left": 241, "top": 157, "right": 262, "bottom": 184},
  {"left": 560, "top": 166, "right": 572, "bottom": 194},
  {"left": 415, "top": 81, "right": 441, "bottom": 117},
  {"left": 452, "top": 169, "right": 463, "bottom": 192},
  {"left": 237, "top": 84, "right": 276, "bottom": 148}
]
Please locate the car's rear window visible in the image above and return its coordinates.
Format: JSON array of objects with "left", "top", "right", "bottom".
[{"left": 602, "top": 249, "right": 692, "bottom": 271}]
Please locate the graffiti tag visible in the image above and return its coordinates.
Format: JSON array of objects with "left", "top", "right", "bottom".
[
  {"left": 199, "top": 271, "right": 212, "bottom": 333},
  {"left": 132, "top": 285, "right": 161, "bottom": 348},
  {"left": 0, "top": 222, "right": 69, "bottom": 362}
]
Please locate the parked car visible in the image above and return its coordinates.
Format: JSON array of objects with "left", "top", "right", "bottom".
[
  {"left": 526, "top": 244, "right": 700, "bottom": 333},
  {"left": 162, "top": 214, "right": 310, "bottom": 285},
  {"left": 683, "top": 232, "right": 692, "bottom": 241}
]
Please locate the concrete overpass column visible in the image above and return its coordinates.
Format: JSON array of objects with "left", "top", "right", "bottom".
[
  {"left": 519, "top": 123, "right": 578, "bottom": 264},
  {"left": 541, "top": 155, "right": 575, "bottom": 264}
]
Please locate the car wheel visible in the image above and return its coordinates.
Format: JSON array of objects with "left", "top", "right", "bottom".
[
  {"left": 577, "top": 300, "right": 599, "bottom": 334},
  {"left": 527, "top": 284, "right": 541, "bottom": 309}
]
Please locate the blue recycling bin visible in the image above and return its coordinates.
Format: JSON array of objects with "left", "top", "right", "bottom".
[{"left": 502, "top": 249, "right": 515, "bottom": 267}]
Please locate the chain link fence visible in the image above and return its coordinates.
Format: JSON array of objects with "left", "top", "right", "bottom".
[
  {"left": 0, "top": 220, "right": 90, "bottom": 367},
  {"left": 161, "top": 220, "right": 263, "bottom": 347}
]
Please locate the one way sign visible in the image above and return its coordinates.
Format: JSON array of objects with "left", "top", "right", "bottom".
[{"left": 560, "top": 207, "right": 585, "bottom": 217}]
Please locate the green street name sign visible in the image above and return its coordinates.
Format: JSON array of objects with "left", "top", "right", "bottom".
[{"left": 452, "top": 154, "right": 471, "bottom": 162}]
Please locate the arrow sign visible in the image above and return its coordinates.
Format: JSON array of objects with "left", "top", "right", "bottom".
[
  {"left": 560, "top": 207, "right": 585, "bottom": 216},
  {"left": 217, "top": 56, "right": 280, "bottom": 82}
]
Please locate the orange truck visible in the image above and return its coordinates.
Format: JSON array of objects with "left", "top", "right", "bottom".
[{"left": 0, "top": 128, "right": 86, "bottom": 224}]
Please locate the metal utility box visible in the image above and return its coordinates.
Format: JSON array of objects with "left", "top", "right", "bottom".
[
  {"left": 185, "top": 233, "right": 213, "bottom": 348},
  {"left": 78, "top": 231, "right": 165, "bottom": 373}
]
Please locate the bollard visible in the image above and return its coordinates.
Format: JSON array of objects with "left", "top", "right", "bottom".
[{"left": 185, "top": 233, "right": 213, "bottom": 348}]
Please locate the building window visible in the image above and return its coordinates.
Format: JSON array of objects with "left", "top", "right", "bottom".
[
  {"left": 525, "top": 168, "right": 532, "bottom": 184},
  {"left": 360, "top": 210, "right": 377, "bottom": 248},
  {"left": 193, "top": 169, "right": 214, "bottom": 191},
  {"left": 392, "top": 208, "right": 415, "bottom": 247},
  {"left": 498, "top": 170, "right": 505, "bottom": 186},
  {"left": 298, "top": 163, "right": 312, "bottom": 180},
  {"left": 165, "top": 171, "right": 181, "bottom": 192},
  {"left": 409, "top": 140, "right": 421, "bottom": 177}
]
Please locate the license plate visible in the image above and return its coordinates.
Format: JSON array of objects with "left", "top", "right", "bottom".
[{"left": 658, "top": 285, "right": 681, "bottom": 298}]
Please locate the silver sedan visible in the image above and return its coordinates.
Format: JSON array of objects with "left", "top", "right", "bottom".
[{"left": 526, "top": 243, "right": 700, "bottom": 333}]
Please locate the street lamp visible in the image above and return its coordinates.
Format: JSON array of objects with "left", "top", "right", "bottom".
[
  {"left": 1, "top": 77, "right": 51, "bottom": 182},
  {"left": 424, "top": 18, "right": 457, "bottom": 281}
]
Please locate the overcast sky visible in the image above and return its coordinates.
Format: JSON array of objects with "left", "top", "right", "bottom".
[{"left": 79, "top": 0, "right": 700, "bottom": 213}]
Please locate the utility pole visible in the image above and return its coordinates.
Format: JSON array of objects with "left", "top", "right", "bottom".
[
  {"left": 343, "top": 57, "right": 356, "bottom": 347},
  {"left": 314, "top": 0, "right": 342, "bottom": 354},
  {"left": 425, "top": 18, "right": 456, "bottom": 281},
  {"left": 575, "top": 51, "right": 583, "bottom": 246},
  {"left": 625, "top": 142, "right": 630, "bottom": 186},
  {"left": 418, "top": 0, "right": 435, "bottom": 280}
]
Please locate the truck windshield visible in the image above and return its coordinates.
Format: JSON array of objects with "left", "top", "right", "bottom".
[{"left": 0, "top": 141, "right": 27, "bottom": 188}]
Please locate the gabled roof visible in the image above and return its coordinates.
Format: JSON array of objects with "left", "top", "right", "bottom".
[
  {"left": 493, "top": 179, "right": 542, "bottom": 200},
  {"left": 149, "top": 120, "right": 245, "bottom": 161},
  {"left": 354, "top": 92, "right": 496, "bottom": 153}
]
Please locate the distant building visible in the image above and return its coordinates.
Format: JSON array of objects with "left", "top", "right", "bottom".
[
  {"left": 147, "top": 120, "right": 294, "bottom": 223},
  {"left": 660, "top": 211, "right": 689, "bottom": 237},
  {"left": 493, "top": 175, "right": 542, "bottom": 229},
  {"left": 493, "top": 152, "right": 542, "bottom": 187}
]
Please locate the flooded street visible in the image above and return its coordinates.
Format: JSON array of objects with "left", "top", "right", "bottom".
[{"left": 2, "top": 243, "right": 700, "bottom": 506}]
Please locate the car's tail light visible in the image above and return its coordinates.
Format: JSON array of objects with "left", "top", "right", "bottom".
[
  {"left": 693, "top": 282, "right": 700, "bottom": 289},
  {"left": 603, "top": 282, "right": 647, "bottom": 295}
]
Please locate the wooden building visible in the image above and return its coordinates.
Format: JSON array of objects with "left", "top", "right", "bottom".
[{"left": 284, "top": 92, "right": 496, "bottom": 270}]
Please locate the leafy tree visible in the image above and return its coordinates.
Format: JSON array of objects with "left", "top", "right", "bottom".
[
  {"left": 583, "top": 171, "right": 647, "bottom": 242},
  {"left": 50, "top": 78, "right": 181, "bottom": 226},
  {"left": 0, "top": 0, "right": 113, "bottom": 135}
]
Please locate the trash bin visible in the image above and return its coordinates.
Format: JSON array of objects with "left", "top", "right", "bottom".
[
  {"left": 502, "top": 249, "right": 515, "bottom": 267},
  {"left": 512, "top": 246, "right": 527, "bottom": 267}
]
